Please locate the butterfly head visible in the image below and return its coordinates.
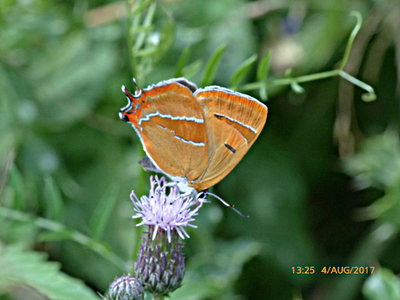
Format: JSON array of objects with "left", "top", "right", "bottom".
[{"left": 119, "top": 84, "right": 144, "bottom": 126}]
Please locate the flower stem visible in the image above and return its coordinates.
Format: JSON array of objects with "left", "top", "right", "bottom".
[{"left": 152, "top": 294, "right": 165, "bottom": 300}]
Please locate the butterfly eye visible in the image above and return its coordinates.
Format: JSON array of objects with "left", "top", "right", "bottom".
[{"left": 119, "top": 111, "right": 129, "bottom": 122}]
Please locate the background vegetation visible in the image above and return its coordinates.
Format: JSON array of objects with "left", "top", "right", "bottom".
[{"left": 1, "top": 0, "right": 400, "bottom": 299}]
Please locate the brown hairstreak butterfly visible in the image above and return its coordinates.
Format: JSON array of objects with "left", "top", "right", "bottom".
[{"left": 119, "top": 78, "right": 268, "bottom": 194}]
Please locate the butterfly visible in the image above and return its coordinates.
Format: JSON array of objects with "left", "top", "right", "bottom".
[{"left": 119, "top": 78, "right": 268, "bottom": 194}]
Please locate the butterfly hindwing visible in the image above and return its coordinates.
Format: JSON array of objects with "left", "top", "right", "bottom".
[{"left": 192, "top": 86, "right": 268, "bottom": 190}]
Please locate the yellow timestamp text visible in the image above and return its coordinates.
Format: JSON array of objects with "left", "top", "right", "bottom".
[{"left": 291, "top": 266, "right": 376, "bottom": 275}]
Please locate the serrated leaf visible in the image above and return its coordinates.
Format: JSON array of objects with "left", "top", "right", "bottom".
[
  {"left": 363, "top": 269, "right": 400, "bottom": 300},
  {"left": 344, "top": 132, "right": 400, "bottom": 190},
  {"left": 367, "top": 186, "right": 400, "bottom": 227},
  {"left": 230, "top": 54, "right": 257, "bottom": 88},
  {"left": 0, "top": 245, "right": 100, "bottom": 300},
  {"left": 89, "top": 185, "right": 119, "bottom": 240},
  {"left": 200, "top": 44, "right": 227, "bottom": 87}
]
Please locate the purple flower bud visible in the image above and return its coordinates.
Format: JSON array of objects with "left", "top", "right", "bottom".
[
  {"left": 135, "top": 228, "right": 185, "bottom": 296},
  {"left": 107, "top": 274, "right": 144, "bottom": 300}
]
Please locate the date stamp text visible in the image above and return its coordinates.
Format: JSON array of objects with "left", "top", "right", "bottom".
[{"left": 291, "top": 266, "right": 376, "bottom": 275}]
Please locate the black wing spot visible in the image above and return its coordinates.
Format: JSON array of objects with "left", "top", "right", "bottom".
[{"left": 224, "top": 143, "right": 236, "bottom": 154}]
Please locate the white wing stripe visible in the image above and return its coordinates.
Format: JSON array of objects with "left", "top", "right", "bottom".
[
  {"left": 214, "top": 113, "right": 257, "bottom": 134},
  {"left": 139, "top": 112, "right": 204, "bottom": 125},
  {"left": 174, "top": 136, "right": 205, "bottom": 147}
]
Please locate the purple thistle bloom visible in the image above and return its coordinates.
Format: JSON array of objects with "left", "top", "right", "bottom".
[{"left": 130, "top": 176, "right": 203, "bottom": 242}]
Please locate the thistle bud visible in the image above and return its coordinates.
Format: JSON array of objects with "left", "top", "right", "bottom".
[
  {"left": 135, "top": 227, "right": 185, "bottom": 296},
  {"left": 107, "top": 274, "right": 144, "bottom": 300}
]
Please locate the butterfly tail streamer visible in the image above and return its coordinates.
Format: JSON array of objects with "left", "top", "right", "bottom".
[{"left": 202, "top": 191, "right": 250, "bottom": 218}]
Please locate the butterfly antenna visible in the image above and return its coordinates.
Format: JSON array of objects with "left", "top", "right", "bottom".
[
  {"left": 132, "top": 78, "right": 142, "bottom": 95},
  {"left": 132, "top": 78, "right": 138, "bottom": 88},
  {"left": 202, "top": 191, "right": 249, "bottom": 218}
]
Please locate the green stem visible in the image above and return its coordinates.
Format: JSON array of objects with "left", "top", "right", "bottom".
[
  {"left": 339, "top": 70, "right": 376, "bottom": 101},
  {"left": 239, "top": 11, "right": 375, "bottom": 101},
  {"left": 152, "top": 294, "right": 165, "bottom": 300},
  {"left": 0, "top": 206, "right": 126, "bottom": 271},
  {"left": 241, "top": 69, "right": 340, "bottom": 91},
  {"left": 339, "top": 11, "right": 363, "bottom": 71}
]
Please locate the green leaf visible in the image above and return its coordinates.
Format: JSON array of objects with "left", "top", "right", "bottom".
[
  {"left": 200, "top": 44, "right": 227, "bottom": 87},
  {"left": 38, "top": 230, "right": 75, "bottom": 242},
  {"left": 256, "top": 51, "right": 272, "bottom": 100},
  {"left": 230, "top": 54, "right": 257, "bottom": 89},
  {"left": 0, "top": 207, "right": 126, "bottom": 270},
  {"left": 154, "top": 16, "right": 175, "bottom": 62},
  {"left": 344, "top": 132, "right": 400, "bottom": 190},
  {"left": 367, "top": 186, "right": 400, "bottom": 227},
  {"left": 182, "top": 60, "right": 202, "bottom": 79},
  {"left": 0, "top": 245, "right": 100, "bottom": 300},
  {"left": 173, "top": 239, "right": 260, "bottom": 300},
  {"left": 89, "top": 185, "right": 119, "bottom": 240},
  {"left": 175, "top": 46, "right": 192, "bottom": 77},
  {"left": 9, "top": 165, "right": 24, "bottom": 210},
  {"left": 131, "top": 0, "right": 153, "bottom": 15},
  {"left": 363, "top": 269, "right": 400, "bottom": 300},
  {"left": 133, "top": 2, "right": 157, "bottom": 52},
  {"left": 290, "top": 81, "right": 305, "bottom": 94},
  {"left": 44, "top": 176, "right": 64, "bottom": 221},
  {"left": 256, "top": 51, "right": 272, "bottom": 81}
]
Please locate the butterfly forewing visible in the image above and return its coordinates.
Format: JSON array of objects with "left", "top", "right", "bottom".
[
  {"left": 192, "top": 87, "right": 268, "bottom": 190},
  {"left": 121, "top": 80, "right": 209, "bottom": 181}
]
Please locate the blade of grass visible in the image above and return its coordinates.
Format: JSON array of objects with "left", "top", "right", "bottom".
[
  {"left": 89, "top": 184, "right": 119, "bottom": 240},
  {"left": 200, "top": 44, "right": 227, "bottom": 87},
  {"left": 182, "top": 60, "right": 202, "bottom": 79},
  {"left": 230, "top": 54, "right": 257, "bottom": 89},
  {"left": 44, "top": 176, "right": 64, "bottom": 221},
  {"left": 9, "top": 165, "right": 24, "bottom": 210},
  {"left": 256, "top": 51, "right": 272, "bottom": 100},
  {"left": 175, "top": 47, "right": 192, "bottom": 77}
]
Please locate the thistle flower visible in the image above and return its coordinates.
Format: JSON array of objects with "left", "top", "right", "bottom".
[
  {"left": 130, "top": 176, "right": 202, "bottom": 296},
  {"left": 130, "top": 176, "right": 203, "bottom": 242}
]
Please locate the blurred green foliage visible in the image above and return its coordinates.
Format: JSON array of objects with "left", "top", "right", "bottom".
[{"left": 1, "top": 0, "right": 400, "bottom": 299}]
